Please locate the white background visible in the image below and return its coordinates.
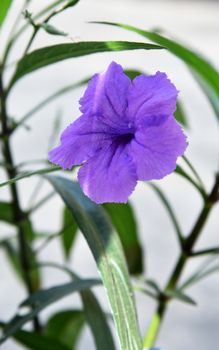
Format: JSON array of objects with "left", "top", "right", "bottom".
[{"left": 0, "top": 0, "right": 219, "bottom": 349}]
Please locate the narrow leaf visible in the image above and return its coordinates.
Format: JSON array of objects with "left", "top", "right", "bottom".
[
  {"left": 147, "top": 183, "right": 183, "bottom": 244},
  {"left": 0, "top": 165, "right": 60, "bottom": 189},
  {"left": 10, "top": 41, "right": 163, "bottom": 87},
  {"left": 175, "top": 165, "right": 206, "bottom": 198},
  {"left": 14, "top": 329, "right": 69, "bottom": 350},
  {"left": 179, "top": 257, "right": 219, "bottom": 290},
  {"left": 165, "top": 289, "right": 196, "bottom": 306},
  {"left": 103, "top": 202, "right": 143, "bottom": 274},
  {"left": 47, "top": 176, "right": 142, "bottom": 350},
  {"left": 45, "top": 310, "right": 84, "bottom": 349},
  {"left": 61, "top": 207, "right": 78, "bottom": 259},
  {"left": 39, "top": 262, "right": 115, "bottom": 350},
  {"left": 0, "top": 240, "right": 22, "bottom": 279},
  {"left": 81, "top": 291, "right": 116, "bottom": 350},
  {"left": 0, "top": 0, "right": 12, "bottom": 27},
  {"left": 0, "top": 279, "right": 100, "bottom": 344},
  {"left": 0, "top": 201, "right": 14, "bottom": 224},
  {"left": 174, "top": 101, "right": 189, "bottom": 128},
  {"left": 41, "top": 23, "right": 67, "bottom": 37}
]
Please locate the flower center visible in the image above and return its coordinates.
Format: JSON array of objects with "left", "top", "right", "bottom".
[{"left": 116, "top": 132, "right": 134, "bottom": 145}]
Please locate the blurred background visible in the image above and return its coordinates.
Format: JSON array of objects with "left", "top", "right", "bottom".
[{"left": 0, "top": 0, "right": 219, "bottom": 349}]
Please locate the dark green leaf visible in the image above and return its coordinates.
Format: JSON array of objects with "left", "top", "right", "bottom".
[
  {"left": 38, "top": 262, "right": 115, "bottom": 350},
  {"left": 165, "top": 289, "right": 196, "bottom": 306},
  {"left": 0, "top": 231, "right": 40, "bottom": 289},
  {"left": 145, "top": 279, "right": 161, "bottom": 294},
  {"left": 0, "top": 201, "right": 14, "bottom": 224},
  {"left": 45, "top": 310, "right": 84, "bottom": 349},
  {"left": 192, "top": 72, "right": 219, "bottom": 119},
  {"left": 97, "top": 22, "right": 219, "bottom": 120},
  {"left": 80, "top": 290, "right": 115, "bottom": 350},
  {"left": 191, "top": 247, "right": 219, "bottom": 257},
  {"left": 47, "top": 177, "right": 142, "bottom": 350},
  {"left": 103, "top": 202, "right": 143, "bottom": 274},
  {"left": 147, "top": 183, "right": 183, "bottom": 244},
  {"left": 179, "top": 257, "right": 219, "bottom": 290},
  {"left": 0, "top": 240, "right": 22, "bottom": 279},
  {"left": 14, "top": 329, "right": 69, "bottom": 350},
  {"left": 10, "top": 41, "right": 163, "bottom": 87},
  {"left": 61, "top": 207, "right": 78, "bottom": 259},
  {"left": 0, "top": 0, "right": 12, "bottom": 27},
  {"left": 0, "top": 279, "right": 100, "bottom": 344},
  {"left": 175, "top": 165, "right": 206, "bottom": 199},
  {"left": 174, "top": 101, "right": 189, "bottom": 128}
]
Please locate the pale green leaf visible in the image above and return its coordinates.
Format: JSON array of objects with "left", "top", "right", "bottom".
[
  {"left": 103, "top": 202, "right": 143, "bottom": 274},
  {"left": 47, "top": 176, "right": 142, "bottom": 350}
]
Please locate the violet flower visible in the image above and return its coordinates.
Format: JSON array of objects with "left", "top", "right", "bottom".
[{"left": 49, "top": 62, "right": 187, "bottom": 203}]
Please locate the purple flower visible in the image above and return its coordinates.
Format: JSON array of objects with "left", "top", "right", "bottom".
[{"left": 48, "top": 62, "right": 187, "bottom": 203}]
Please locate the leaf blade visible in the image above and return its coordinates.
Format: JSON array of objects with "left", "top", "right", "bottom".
[
  {"left": 45, "top": 310, "right": 84, "bottom": 349},
  {"left": 47, "top": 176, "right": 142, "bottom": 350},
  {"left": 0, "top": 279, "right": 99, "bottom": 344},
  {"left": 0, "top": 0, "right": 12, "bottom": 27},
  {"left": 103, "top": 202, "right": 143, "bottom": 274},
  {"left": 10, "top": 41, "right": 163, "bottom": 87},
  {"left": 14, "top": 329, "right": 70, "bottom": 350}
]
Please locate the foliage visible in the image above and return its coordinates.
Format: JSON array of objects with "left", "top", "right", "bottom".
[{"left": 0, "top": 2, "right": 218, "bottom": 350}]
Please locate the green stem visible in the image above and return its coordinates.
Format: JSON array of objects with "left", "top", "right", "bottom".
[
  {"left": 0, "top": 72, "right": 41, "bottom": 331},
  {"left": 143, "top": 173, "right": 219, "bottom": 347}
]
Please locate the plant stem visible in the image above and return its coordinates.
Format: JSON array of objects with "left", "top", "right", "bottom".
[
  {"left": 143, "top": 173, "right": 219, "bottom": 347},
  {"left": 0, "top": 71, "right": 41, "bottom": 331}
]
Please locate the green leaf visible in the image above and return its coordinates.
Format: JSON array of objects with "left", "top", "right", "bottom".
[
  {"left": 179, "top": 257, "right": 219, "bottom": 290},
  {"left": 192, "top": 72, "right": 219, "bottom": 118},
  {"left": 174, "top": 101, "right": 189, "bottom": 128},
  {"left": 0, "top": 279, "right": 100, "bottom": 344},
  {"left": 41, "top": 23, "right": 67, "bottom": 37},
  {"left": 10, "top": 41, "right": 163, "bottom": 87},
  {"left": 14, "top": 330, "right": 70, "bottom": 350},
  {"left": 103, "top": 202, "right": 143, "bottom": 274},
  {"left": 0, "top": 0, "right": 12, "bottom": 27},
  {"left": 175, "top": 165, "right": 206, "bottom": 199},
  {"left": 80, "top": 290, "right": 116, "bottom": 350},
  {"left": 45, "top": 310, "right": 84, "bottom": 349},
  {"left": 145, "top": 279, "right": 161, "bottom": 294},
  {"left": 0, "top": 240, "right": 23, "bottom": 279},
  {"left": 0, "top": 201, "right": 14, "bottom": 224},
  {"left": 97, "top": 22, "right": 219, "bottom": 120},
  {"left": 191, "top": 247, "right": 219, "bottom": 257},
  {"left": 39, "top": 262, "right": 115, "bottom": 350},
  {"left": 0, "top": 165, "right": 60, "bottom": 189},
  {"left": 165, "top": 289, "right": 196, "bottom": 306},
  {"left": 0, "top": 228, "right": 40, "bottom": 289},
  {"left": 147, "top": 183, "right": 183, "bottom": 244},
  {"left": 61, "top": 207, "right": 78, "bottom": 259},
  {"left": 47, "top": 176, "right": 142, "bottom": 350}
]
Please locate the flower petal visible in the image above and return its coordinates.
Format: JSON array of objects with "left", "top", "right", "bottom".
[
  {"left": 127, "top": 72, "right": 178, "bottom": 122},
  {"left": 78, "top": 142, "right": 137, "bottom": 203},
  {"left": 48, "top": 115, "right": 114, "bottom": 169},
  {"left": 129, "top": 116, "right": 187, "bottom": 180},
  {"left": 79, "top": 61, "right": 131, "bottom": 129}
]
